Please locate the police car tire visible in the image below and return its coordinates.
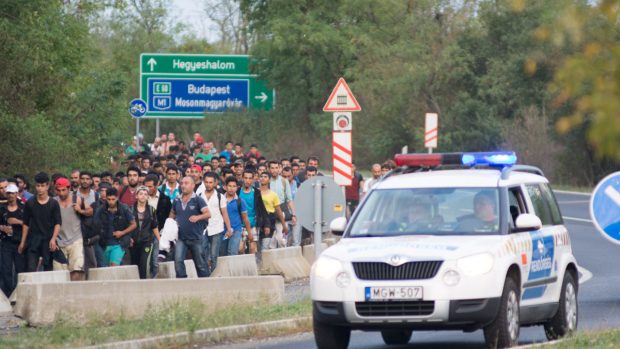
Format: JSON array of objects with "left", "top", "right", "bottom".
[
  {"left": 380, "top": 329, "right": 412, "bottom": 345},
  {"left": 483, "top": 277, "right": 520, "bottom": 349},
  {"left": 544, "top": 272, "right": 578, "bottom": 340},
  {"left": 313, "top": 318, "right": 351, "bottom": 349}
]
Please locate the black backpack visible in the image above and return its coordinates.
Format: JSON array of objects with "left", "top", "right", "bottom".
[{"left": 72, "top": 191, "right": 100, "bottom": 240}]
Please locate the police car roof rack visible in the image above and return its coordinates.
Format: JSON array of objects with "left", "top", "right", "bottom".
[{"left": 500, "top": 165, "right": 544, "bottom": 180}]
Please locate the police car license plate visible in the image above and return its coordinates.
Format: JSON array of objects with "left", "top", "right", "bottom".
[{"left": 365, "top": 287, "right": 423, "bottom": 301}]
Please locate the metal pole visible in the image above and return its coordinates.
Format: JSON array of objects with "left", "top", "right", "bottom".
[
  {"left": 156, "top": 118, "right": 160, "bottom": 137},
  {"left": 428, "top": 147, "right": 432, "bottom": 154},
  {"left": 314, "top": 180, "right": 323, "bottom": 259},
  {"left": 136, "top": 118, "right": 140, "bottom": 148}
]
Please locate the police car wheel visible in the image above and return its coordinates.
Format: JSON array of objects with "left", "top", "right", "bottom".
[
  {"left": 380, "top": 329, "right": 412, "bottom": 345},
  {"left": 483, "top": 277, "right": 520, "bottom": 349},
  {"left": 313, "top": 318, "right": 351, "bottom": 349},
  {"left": 544, "top": 271, "right": 578, "bottom": 340}
]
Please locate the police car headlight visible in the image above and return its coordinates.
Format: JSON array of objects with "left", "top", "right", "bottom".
[
  {"left": 312, "top": 256, "right": 343, "bottom": 280},
  {"left": 457, "top": 253, "right": 494, "bottom": 276}
]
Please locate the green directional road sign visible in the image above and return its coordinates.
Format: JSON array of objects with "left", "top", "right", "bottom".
[{"left": 140, "top": 53, "right": 274, "bottom": 119}]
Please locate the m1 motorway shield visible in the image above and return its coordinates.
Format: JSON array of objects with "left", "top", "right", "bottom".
[
  {"left": 295, "top": 176, "right": 346, "bottom": 233},
  {"left": 140, "top": 53, "right": 274, "bottom": 119},
  {"left": 590, "top": 171, "right": 620, "bottom": 245}
]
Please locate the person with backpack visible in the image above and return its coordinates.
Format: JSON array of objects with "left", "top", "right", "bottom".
[
  {"left": 268, "top": 161, "right": 295, "bottom": 248},
  {"left": 170, "top": 176, "right": 210, "bottom": 278},
  {"left": 143, "top": 174, "right": 171, "bottom": 278},
  {"left": 200, "top": 172, "right": 232, "bottom": 273},
  {"left": 130, "top": 186, "right": 160, "bottom": 279},
  {"left": 52, "top": 178, "right": 85, "bottom": 281},
  {"left": 75, "top": 171, "right": 100, "bottom": 271},
  {"left": 220, "top": 176, "right": 252, "bottom": 257},
  {"left": 94, "top": 187, "right": 136, "bottom": 267},
  {"left": 239, "top": 169, "right": 270, "bottom": 255},
  {"left": 0, "top": 183, "right": 26, "bottom": 296}
]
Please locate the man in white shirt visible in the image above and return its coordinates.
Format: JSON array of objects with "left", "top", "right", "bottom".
[{"left": 200, "top": 172, "right": 232, "bottom": 273}]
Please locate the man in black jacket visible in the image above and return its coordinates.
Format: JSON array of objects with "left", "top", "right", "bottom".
[
  {"left": 94, "top": 187, "right": 136, "bottom": 267},
  {"left": 144, "top": 174, "right": 171, "bottom": 277}
]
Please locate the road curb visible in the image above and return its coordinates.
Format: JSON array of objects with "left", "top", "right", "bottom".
[
  {"left": 516, "top": 338, "right": 565, "bottom": 348},
  {"left": 82, "top": 316, "right": 312, "bottom": 349}
]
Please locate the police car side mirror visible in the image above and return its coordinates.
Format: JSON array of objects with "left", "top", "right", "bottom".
[
  {"left": 513, "top": 214, "right": 542, "bottom": 233},
  {"left": 330, "top": 217, "right": 347, "bottom": 236}
]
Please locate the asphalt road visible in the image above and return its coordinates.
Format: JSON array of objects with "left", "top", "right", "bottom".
[{"left": 213, "top": 190, "right": 620, "bottom": 349}]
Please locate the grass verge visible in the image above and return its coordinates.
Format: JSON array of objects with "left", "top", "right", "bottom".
[
  {"left": 0, "top": 299, "right": 311, "bottom": 349},
  {"left": 535, "top": 329, "right": 620, "bottom": 348}
]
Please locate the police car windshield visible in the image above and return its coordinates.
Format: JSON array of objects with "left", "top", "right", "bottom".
[{"left": 349, "top": 188, "right": 500, "bottom": 237}]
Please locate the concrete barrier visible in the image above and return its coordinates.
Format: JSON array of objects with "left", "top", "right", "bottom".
[
  {"left": 157, "top": 260, "right": 198, "bottom": 279},
  {"left": 0, "top": 292, "right": 11, "bottom": 313},
  {"left": 261, "top": 246, "right": 310, "bottom": 281},
  {"left": 302, "top": 243, "right": 328, "bottom": 265},
  {"left": 10, "top": 270, "right": 70, "bottom": 304},
  {"left": 15, "top": 276, "right": 284, "bottom": 326},
  {"left": 87, "top": 266, "right": 139, "bottom": 281},
  {"left": 211, "top": 254, "right": 258, "bottom": 277}
]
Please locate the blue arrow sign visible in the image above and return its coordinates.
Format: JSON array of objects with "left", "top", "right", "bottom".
[
  {"left": 590, "top": 171, "right": 620, "bottom": 245},
  {"left": 146, "top": 78, "right": 249, "bottom": 114},
  {"left": 128, "top": 98, "right": 147, "bottom": 118}
]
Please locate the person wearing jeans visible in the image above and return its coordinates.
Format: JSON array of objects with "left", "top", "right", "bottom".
[
  {"left": 200, "top": 172, "right": 232, "bottom": 273},
  {"left": 219, "top": 176, "right": 251, "bottom": 257},
  {"left": 169, "top": 176, "right": 210, "bottom": 278}
]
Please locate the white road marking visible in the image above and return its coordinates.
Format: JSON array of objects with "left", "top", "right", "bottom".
[
  {"left": 554, "top": 190, "right": 591, "bottom": 196},
  {"left": 563, "top": 216, "right": 592, "bottom": 223},
  {"left": 557, "top": 200, "right": 590, "bottom": 204},
  {"left": 604, "top": 185, "right": 620, "bottom": 207},
  {"left": 579, "top": 266, "right": 593, "bottom": 284}
]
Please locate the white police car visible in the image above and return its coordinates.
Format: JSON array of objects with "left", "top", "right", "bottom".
[{"left": 311, "top": 152, "right": 578, "bottom": 349}]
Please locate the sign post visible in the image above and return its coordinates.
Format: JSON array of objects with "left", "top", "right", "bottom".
[
  {"left": 139, "top": 53, "right": 274, "bottom": 121},
  {"left": 590, "top": 171, "right": 620, "bottom": 245},
  {"left": 295, "top": 177, "right": 346, "bottom": 259},
  {"left": 425, "top": 112, "right": 438, "bottom": 153},
  {"left": 324, "top": 78, "right": 361, "bottom": 187},
  {"left": 128, "top": 98, "right": 147, "bottom": 147}
]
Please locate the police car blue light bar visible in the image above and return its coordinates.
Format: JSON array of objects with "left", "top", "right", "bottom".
[
  {"left": 394, "top": 151, "right": 517, "bottom": 167},
  {"left": 461, "top": 152, "right": 517, "bottom": 166}
]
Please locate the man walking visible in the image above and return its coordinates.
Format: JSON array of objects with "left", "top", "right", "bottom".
[
  {"left": 0, "top": 183, "right": 26, "bottom": 296},
  {"left": 94, "top": 187, "right": 136, "bottom": 267},
  {"left": 144, "top": 174, "right": 171, "bottom": 278},
  {"left": 200, "top": 172, "right": 232, "bottom": 272},
  {"left": 170, "top": 177, "right": 210, "bottom": 278},
  {"left": 220, "top": 177, "right": 252, "bottom": 257},
  {"left": 52, "top": 178, "right": 85, "bottom": 281},
  {"left": 268, "top": 161, "right": 295, "bottom": 247},
  {"left": 239, "top": 169, "right": 270, "bottom": 255},
  {"left": 259, "top": 172, "right": 288, "bottom": 250},
  {"left": 19, "top": 172, "right": 62, "bottom": 272}
]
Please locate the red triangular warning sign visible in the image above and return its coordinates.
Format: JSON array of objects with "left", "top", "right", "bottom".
[{"left": 323, "top": 78, "right": 361, "bottom": 112}]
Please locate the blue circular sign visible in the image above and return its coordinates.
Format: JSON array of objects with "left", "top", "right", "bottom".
[
  {"left": 128, "top": 99, "right": 147, "bottom": 118},
  {"left": 590, "top": 171, "right": 620, "bottom": 245}
]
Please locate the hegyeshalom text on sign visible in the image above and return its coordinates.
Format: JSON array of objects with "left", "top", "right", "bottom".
[{"left": 140, "top": 54, "right": 274, "bottom": 119}]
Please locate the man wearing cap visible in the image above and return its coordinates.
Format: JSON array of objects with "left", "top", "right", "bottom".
[
  {"left": 19, "top": 172, "right": 62, "bottom": 272},
  {"left": 53, "top": 177, "right": 86, "bottom": 281},
  {"left": 0, "top": 183, "right": 26, "bottom": 296}
]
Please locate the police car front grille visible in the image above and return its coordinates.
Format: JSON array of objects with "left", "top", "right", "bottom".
[
  {"left": 355, "top": 301, "right": 435, "bottom": 317},
  {"left": 352, "top": 261, "right": 443, "bottom": 280}
]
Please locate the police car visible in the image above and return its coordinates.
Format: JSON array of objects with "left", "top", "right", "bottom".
[{"left": 311, "top": 152, "right": 578, "bottom": 349}]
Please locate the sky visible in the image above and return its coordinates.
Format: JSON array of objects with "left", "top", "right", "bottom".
[{"left": 170, "top": 0, "right": 215, "bottom": 41}]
